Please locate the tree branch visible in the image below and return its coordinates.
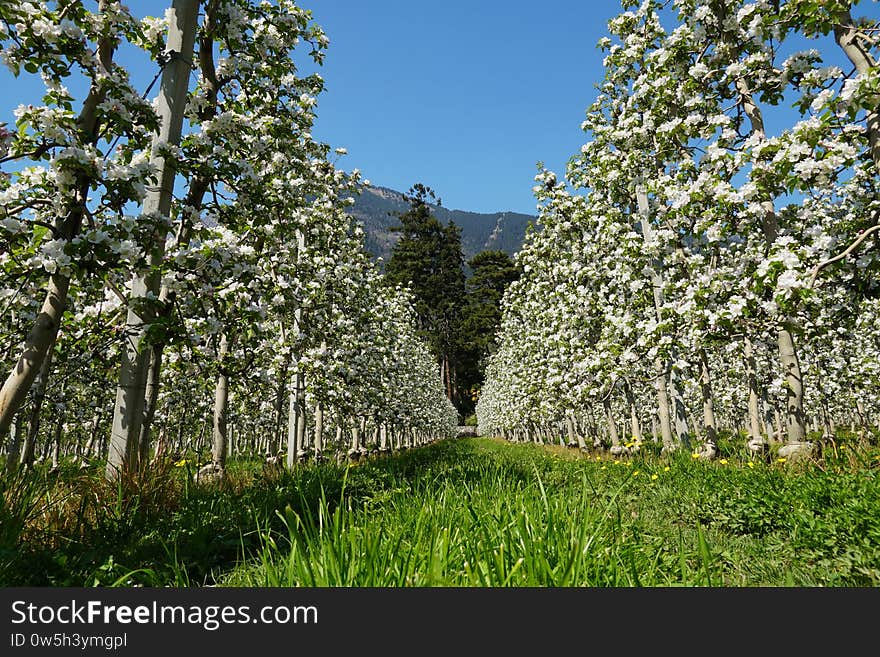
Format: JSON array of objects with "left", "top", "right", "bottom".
[{"left": 808, "top": 221, "right": 880, "bottom": 288}]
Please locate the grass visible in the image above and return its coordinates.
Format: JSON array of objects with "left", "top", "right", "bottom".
[{"left": 2, "top": 435, "right": 879, "bottom": 586}]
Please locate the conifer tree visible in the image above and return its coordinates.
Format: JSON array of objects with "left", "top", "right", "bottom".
[{"left": 384, "top": 184, "right": 466, "bottom": 413}]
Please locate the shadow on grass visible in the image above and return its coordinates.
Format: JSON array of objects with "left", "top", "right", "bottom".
[{"left": 1, "top": 438, "right": 503, "bottom": 587}]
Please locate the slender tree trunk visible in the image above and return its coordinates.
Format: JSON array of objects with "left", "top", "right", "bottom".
[
  {"left": 623, "top": 382, "right": 642, "bottom": 445},
  {"left": 777, "top": 329, "right": 806, "bottom": 443},
  {"left": 313, "top": 402, "right": 324, "bottom": 459},
  {"left": 668, "top": 360, "right": 690, "bottom": 450},
  {"left": 603, "top": 396, "right": 620, "bottom": 448},
  {"left": 107, "top": 0, "right": 200, "bottom": 481},
  {"left": 350, "top": 421, "right": 361, "bottom": 455},
  {"left": 761, "top": 392, "right": 775, "bottom": 439},
  {"left": 4, "top": 416, "right": 21, "bottom": 475},
  {"left": 653, "top": 362, "right": 675, "bottom": 451},
  {"left": 294, "top": 375, "right": 307, "bottom": 460},
  {"left": 137, "top": 343, "right": 164, "bottom": 466},
  {"left": 566, "top": 413, "right": 586, "bottom": 449},
  {"left": 175, "top": 416, "right": 185, "bottom": 455},
  {"left": 744, "top": 337, "right": 766, "bottom": 449},
  {"left": 821, "top": 402, "right": 833, "bottom": 438},
  {"left": 211, "top": 333, "right": 230, "bottom": 470},
  {"left": 49, "top": 414, "right": 63, "bottom": 473},
  {"left": 82, "top": 409, "right": 104, "bottom": 461},
  {"left": 379, "top": 422, "right": 388, "bottom": 451},
  {"left": 698, "top": 348, "right": 718, "bottom": 446},
  {"left": 7, "top": 351, "right": 50, "bottom": 475},
  {"left": 273, "top": 362, "right": 288, "bottom": 454},
  {"left": 856, "top": 399, "right": 867, "bottom": 430},
  {"left": 286, "top": 383, "right": 297, "bottom": 467},
  {"left": 335, "top": 423, "right": 344, "bottom": 452}
]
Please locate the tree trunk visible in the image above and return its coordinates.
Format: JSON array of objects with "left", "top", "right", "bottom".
[
  {"left": 137, "top": 342, "right": 164, "bottom": 466},
  {"left": 603, "top": 396, "right": 620, "bottom": 448},
  {"left": 698, "top": 348, "right": 718, "bottom": 446},
  {"left": 0, "top": 275, "right": 70, "bottom": 443},
  {"left": 623, "top": 382, "right": 642, "bottom": 445},
  {"left": 777, "top": 329, "right": 806, "bottom": 443},
  {"left": 49, "top": 414, "right": 63, "bottom": 472},
  {"left": 107, "top": 0, "right": 200, "bottom": 481},
  {"left": 350, "top": 421, "right": 361, "bottom": 455},
  {"left": 744, "top": 337, "right": 766, "bottom": 448},
  {"left": 566, "top": 413, "right": 586, "bottom": 449},
  {"left": 761, "top": 391, "right": 775, "bottom": 439},
  {"left": 4, "top": 416, "right": 21, "bottom": 475},
  {"left": 295, "top": 388, "right": 307, "bottom": 460},
  {"left": 669, "top": 359, "right": 691, "bottom": 449},
  {"left": 273, "top": 362, "right": 288, "bottom": 454},
  {"left": 211, "top": 333, "right": 230, "bottom": 469},
  {"left": 653, "top": 361, "right": 674, "bottom": 451},
  {"left": 6, "top": 346, "right": 54, "bottom": 474},
  {"left": 82, "top": 409, "right": 104, "bottom": 461},
  {"left": 313, "top": 402, "right": 324, "bottom": 458}
]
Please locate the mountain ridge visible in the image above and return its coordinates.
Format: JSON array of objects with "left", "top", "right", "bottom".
[{"left": 344, "top": 184, "right": 535, "bottom": 264}]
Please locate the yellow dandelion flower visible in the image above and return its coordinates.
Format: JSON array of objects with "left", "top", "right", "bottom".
[
  {"left": 174, "top": 458, "right": 188, "bottom": 467},
  {"left": 633, "top": 470, "right": 640, "bottom": 476},
  {"left": 719, "top": 458, "right": 728, "bottom": 465},
  {"left": 777, "top": 457, "right": 786, "bottom": 463},
  {"left": 691, "top": 452, "right": 700, "bottom": 459},
  {"left": 748, "top": 461, "right": 755, "bottom": 468},
  {"left": 601, "top": 465, "right": 607, "bottom": 470},
  {"left": 651, "top": 473, "right": 659, "bottom": 480},
  {"left": 663, "top": 466, "right": 670, "bottom": 472}
]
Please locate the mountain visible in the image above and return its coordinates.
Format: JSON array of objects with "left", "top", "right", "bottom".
[{"left": 344, "top": 184, "right": 536, "bottom": 264}]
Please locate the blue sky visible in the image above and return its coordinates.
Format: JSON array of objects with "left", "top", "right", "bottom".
[
  {"left": 2, "top": 1, "right": 879, "bottom": 217},
  {"left": 300, "top": 0, "right": 624, "bottom": 215}
]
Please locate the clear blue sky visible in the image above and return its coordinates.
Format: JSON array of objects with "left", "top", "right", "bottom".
[
  {"left": 3, "top": 1, "right": 879, "bottom": 216},
  {"left": 301, "top": 0, "right": 624, "bottom": 215}
]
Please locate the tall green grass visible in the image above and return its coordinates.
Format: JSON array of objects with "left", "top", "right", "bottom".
[
  {"left": 223, "top": 438, "right": 880, "bottom": 586},
  {"left": 3, "top": 437, "right": 879, "bottom": 586}
]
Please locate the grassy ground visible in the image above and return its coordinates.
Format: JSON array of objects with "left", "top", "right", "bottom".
[{"left": 2, "top": 435, "right": 879, "bottom": 586}]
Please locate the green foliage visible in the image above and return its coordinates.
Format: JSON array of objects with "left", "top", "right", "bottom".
[
  {"left": 456, "top": 250, "right": 521, "bottom": 411},
  {"left": 6, "top": 437, "right": 879, "bottom": 587},
  {"left": 384, "top": 190, "right": 521, "bottom": 419},
  {"left": 226, "top": 438, "right": 880, "bottom": 586},
  {"left": 0, "top": 466, "right": 48, "bottom": 583},
  {"left": 385, "top": 184, "right": 466, "bottom": 352},
  {"left": 384, "top": 184, "right": 468, "bottom": 412}
]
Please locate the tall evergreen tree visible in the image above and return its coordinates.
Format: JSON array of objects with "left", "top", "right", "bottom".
[
  {"left": 385, "top": 184, "right": 467, "bottom": 414},
  {"left": 457, "top": 250, "right": 521, "bottom": 415}
]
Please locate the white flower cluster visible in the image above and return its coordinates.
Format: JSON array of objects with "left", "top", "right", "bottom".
[{"left": 477, "top": 0, "right": 880, "bottom": 447}]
